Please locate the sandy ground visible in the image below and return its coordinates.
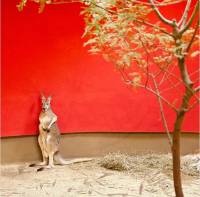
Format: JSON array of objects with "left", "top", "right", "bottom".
[{"left": 0, "top": 157, "right": 200, "bottom": 197}]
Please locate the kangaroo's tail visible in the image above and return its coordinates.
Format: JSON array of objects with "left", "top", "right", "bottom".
[{"left": 54, "top": 152, "right": 93, "bottom": 165}]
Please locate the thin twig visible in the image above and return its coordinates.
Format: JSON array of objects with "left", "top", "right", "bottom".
[
  {"left": 49, "top": 0, "right": 81, "bottom": 4},
  {"left": 151, "top": 75, "right": 173, "bottom": 146},
  {"left": 158, "top": 62, "right": 173, "bottom": 86},
  {"left": 189, "top": 69, "right": 200, "bottom": 77},
  {"left": 160, "top": 67, "right": 183, "bottom": 83},
  {"left": 165, "top": 73, "right": 182, "bottom": 92},
  {"left": 187, "top": 100, "right": 200, "bottom": 111},
  {"left": 137, "top": 32, "right": 150, "bottom": 87},
  {"left": 129, "top": 0, "right": 186, "bottom": 7},
  {"left": 160, "top": 81, "right": 182, "bottom": 93}
]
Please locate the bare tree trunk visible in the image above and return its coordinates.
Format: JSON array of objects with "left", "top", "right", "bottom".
[
  {"left": 172, "top": 111, "right": 184, "bottom": 197},
  {"left": 172, "top": 57, "right": 194, "bottom": 197}
]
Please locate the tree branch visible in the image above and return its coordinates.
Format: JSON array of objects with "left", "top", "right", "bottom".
[
  {"left": 138, "top": 84, "right": 178, "bottom": 111},
  {"left": 186, "top": 20, "right": 199, "bottom": 53},
  {"left": 135, "top": 19, "right": 175, "bottom": 37},
  {"left": 194, "top": 86, "right": 200, "bottom": 93},
  {"left": 149, "top": 0, "right": 175, "bottom": 26},
  {"left": 180, "top": 1, "right": 199, "bottom": 34},
  {"left": 17, "top": 0, "right": 27, "bottom": 11},
  {"left": 81, "top": 0, "right": 175, "bottom": 37},
  {"left": 178, "top": 0, "right": 192, "bottom": 28},
  {"left": 118, "top": 67, "right": 178, "bottom": 111}
]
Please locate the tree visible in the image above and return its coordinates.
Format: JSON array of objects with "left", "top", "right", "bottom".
[
  {"left": 81, "top": 1, "right": 199, "bottom": 196},
  {"left": 17, "top": 0, "right": 199, "bottom": 196}
]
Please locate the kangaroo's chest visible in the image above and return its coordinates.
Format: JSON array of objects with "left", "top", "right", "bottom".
[
  {"left": 40, "top": 114, "right": 51, "bottom": 124},
  {"left": 39, "top": 111, "right": 56, "bottom": 125}
]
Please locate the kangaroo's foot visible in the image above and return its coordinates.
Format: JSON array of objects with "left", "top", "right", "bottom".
[
  {"left": 37, "top": 164, "right": 55, "bottom": 172},
  {"left": 29, "top": 161, "right": 48, "bottom": 167}
]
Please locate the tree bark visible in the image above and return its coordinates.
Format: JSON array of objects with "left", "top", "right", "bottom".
[
  {"left": 172, "top": 111, "right": 185, "bottom": 197},
  {"left": 172, "top": 57, "right": 194, "bottom": 197}
]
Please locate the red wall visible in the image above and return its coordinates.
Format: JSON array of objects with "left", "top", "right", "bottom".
[{"left": 1, "top": 1, "right": 199, "bottom": 137}]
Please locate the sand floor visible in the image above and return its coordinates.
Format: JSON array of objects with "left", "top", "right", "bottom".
[{"left": 0, "top": 157, "right": 200, "bottom": 197}]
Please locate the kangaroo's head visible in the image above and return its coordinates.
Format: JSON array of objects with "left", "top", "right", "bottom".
[{"left": 41, "top": 95, "right": 52, "bottom": 112}]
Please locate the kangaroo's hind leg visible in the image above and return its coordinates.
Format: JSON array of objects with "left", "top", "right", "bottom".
[
  {"left": 29, "top": 135, "right": 48, "bottom": 167},
  {"left": 37, "top": 136, "right": 57, "bottom": 171},
  {"left": 37, "top": 151, "right": 56, "bottom": 171}
]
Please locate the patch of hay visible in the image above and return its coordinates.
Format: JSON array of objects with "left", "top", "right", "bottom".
[
  {"left": 99, "top": 152, "right": 200, "bottom": 177},
  {"left": 99, "top": 152, "right": 172, "bottom": 172},
  {"left": 131, "top": 153, "right": 172, "bottom": 171},
  {"left": 98, "top": 152, "right": 132, "bottom": 171},
  {"left": 181, "top": 154, "right": 200, "bottom": 176}
]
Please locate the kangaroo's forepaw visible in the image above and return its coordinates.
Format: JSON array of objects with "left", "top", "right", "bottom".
[{"left": 43, "top": 128, "right": 49, "bottom": 132}]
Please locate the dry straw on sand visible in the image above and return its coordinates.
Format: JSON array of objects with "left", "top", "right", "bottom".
[
  {"left": 98, "top": 152, "right": 200, "bottom": 177},
  {"left": 1, "top": 153, "right": 199, "bottom": 197}
]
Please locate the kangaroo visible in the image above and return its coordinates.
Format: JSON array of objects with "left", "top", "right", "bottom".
[{"left": 30, "top": 94, "right": 92, "bottom": 171}]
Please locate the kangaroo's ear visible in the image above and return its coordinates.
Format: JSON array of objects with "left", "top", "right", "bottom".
[
  {"left": 40, "top": 93, "right": 46, "bottom": 103},
  {"left": 47, "top": 96, "right": 52, "bottom": 103}
]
